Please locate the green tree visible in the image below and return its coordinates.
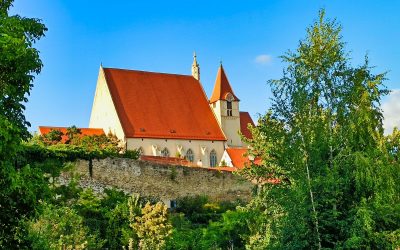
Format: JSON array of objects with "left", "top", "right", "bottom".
[
  {"left": 26, "top": 204, "right": 102, "bottom": 249},
  {"left": 241, "top": 10, "right": 400, "bottom": 249},
  {"left": 0, "top": 0, "right": 46, "bottom": 148},
  {"left": 0, "top": 1, "right": 47, "bottom": 246}
]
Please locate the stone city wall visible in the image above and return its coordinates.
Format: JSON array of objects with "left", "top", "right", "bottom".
[{"left": 61, "top": 157, "right": 253, "bottom": 202}]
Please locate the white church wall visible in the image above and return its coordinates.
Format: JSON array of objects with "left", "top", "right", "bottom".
[
  {"left": 89, "top": 66, "right": 125, "bottom": 140},
  {"left": 126, "top": 138, "right": 225, "bottom": 167},
  {"left": 211, "top": 101, "right": 222, "bottom": 125}
]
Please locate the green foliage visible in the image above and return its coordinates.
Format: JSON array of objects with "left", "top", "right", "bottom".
[
  {"left": 42, "top": 129, "right": 64, "bottom": 144},
  {"left": 0, "top": 3, "right": 47, "bottom": 245},
  {"left": 105, "top": 198, "right": 133, "bottom": 249},
  {"left": 26, "top": 203, "right": 102, "bottom": 249},
  {"left": 133, "top": 202, "right": 172, "bottom": 250},
  {"left": 166, "top": 213, "right": 204, "bottom": 249},
  {"left": 200, "top": 209, "right": 252, "bottom": 249},
  {"left": 22, "top": 139, "right": 139, "bottom": 163},
  {"left": 65, "top": 125, "right": 81, "bottom": 143},
  {"left": 241, "top": 9, "right": 400, "bottom": 249},
  {"left": 175, "top": 195, "right": 216, "bottom": 225},
  {"left": 0, "top": 0, "right": 47, "bottom": 144},
  {"left": 166, "top": 196, "right": 251, "bottom": 249}
]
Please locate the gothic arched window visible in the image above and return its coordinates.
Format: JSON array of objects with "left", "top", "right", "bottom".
[
  {"left": 186, "top": 149, "right": 194, "bottom": 162},
  {"left": 210, "top": 150, "right": 217, "bottom": 167},
  {"left": 161, "top": 147, "right": 170, "bottom": 157}
]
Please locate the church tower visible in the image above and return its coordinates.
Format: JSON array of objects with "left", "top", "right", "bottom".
[
  {"left": 191, "top": 52, "right": 200, "bottom": 80},
  {"left": 210, "top": 64, "right": 242, "bottom": 147}
]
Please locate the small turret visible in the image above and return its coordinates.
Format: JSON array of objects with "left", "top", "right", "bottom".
[{"left": 191, "top": 51, "right": 200, "bottom": 80}]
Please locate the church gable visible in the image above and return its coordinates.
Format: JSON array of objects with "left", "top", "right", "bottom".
[
  {"left": 102, "top": 68, "right": 226, "bottom": 141},
  {"left": 89, "top": 67, "right": 125, "bottom": 140}
]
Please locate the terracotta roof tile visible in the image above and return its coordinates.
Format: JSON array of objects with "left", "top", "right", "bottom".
[
  {"left": 240, "top": 112, "right": 255, "bottom": 139},
  {"left": 38, "top": 126, "right": 105, "bottom": 143},
  {"left": 209, "top": 65, "right": 239, "bottom": 103},
  {"left": 225, "top": 147, "right": 261, "bottom": 169},
  {"left": 103, "top": 68, "right": 226, "bottom": 141},
  {"left": 225, "top": 148, "right": 249, "bottom": 169}
]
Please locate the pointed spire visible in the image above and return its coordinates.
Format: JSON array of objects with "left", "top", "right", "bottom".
[
  {"left": 191, "top": 51, "right": 200, "bottom": 80},
  {"left": 210, "top": 64, "right": 239, "bottom": 103}
]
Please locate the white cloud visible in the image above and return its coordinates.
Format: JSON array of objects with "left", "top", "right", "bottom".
[
  {"left": 254, "top": 54, "right": 272, "bottom": 65},
  {"left": 383, "top": 89, "right": 400, "bottom": 134}
]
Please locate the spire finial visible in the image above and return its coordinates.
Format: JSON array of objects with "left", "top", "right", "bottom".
[
  {"left": 219, "top": 58, "right": 223, "bottom": 66},
  {"left": 193, "top": 51, "right": 197, "bottom": 58}
]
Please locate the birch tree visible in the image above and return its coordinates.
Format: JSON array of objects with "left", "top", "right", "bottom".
[{"left": 242, "top": 9, "right": 400, "bottom": 249}]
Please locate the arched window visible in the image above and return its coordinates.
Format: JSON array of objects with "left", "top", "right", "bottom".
[
  {"left": 161, "top": 147, "right": 170, "bottom": 157},
  {"left": 210, "top": 150, "right": 217, "bottom": 167},
  {"left": 186, "top": 149, "right": 194, "bottom": 162}
]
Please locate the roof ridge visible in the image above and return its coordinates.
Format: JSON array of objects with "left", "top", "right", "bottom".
[
  {"left": 103, "top": 67, "right": 194, "bottom": 78},
  {"left": 38, "top": 126, "right": 103, "bottom": 130}
]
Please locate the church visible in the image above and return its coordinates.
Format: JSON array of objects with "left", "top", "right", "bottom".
[
  {"left": 88, "top": 54, "right": 255, "bottom": 167},
  {"left": 40, "top": 54, "right": 255, "bottom": 168}
]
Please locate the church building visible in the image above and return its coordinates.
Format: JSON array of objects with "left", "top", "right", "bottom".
[{"left": 87, "top": 54, "right": 254, "bottom": 167}]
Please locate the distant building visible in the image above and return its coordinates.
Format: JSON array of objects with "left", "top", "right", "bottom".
[{"left": 38, "top": 126, "right": 105, "bottom": 143}]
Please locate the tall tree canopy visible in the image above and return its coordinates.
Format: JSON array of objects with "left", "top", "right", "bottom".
[
  {"left": 242, "top": 10, "right": 400, "bottom": 249},
  {"left": 0, "top": 0, "right": 46, "bottom": 155},
  {"left": 0, "top": 0, "right": 47, "bottom": 247}
]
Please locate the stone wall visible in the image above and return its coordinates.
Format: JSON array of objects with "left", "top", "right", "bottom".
[{"left": 62, "top": 158, "right": 253, "bottom": 202}]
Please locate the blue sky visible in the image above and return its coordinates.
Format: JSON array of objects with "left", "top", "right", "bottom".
[{"left": 10, "top": 0, "right": 400, "bottom": 133}]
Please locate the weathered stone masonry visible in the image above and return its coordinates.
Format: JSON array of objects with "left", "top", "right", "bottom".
[{"left": 62, "top": 158, "right": 254, "bottom": 202}]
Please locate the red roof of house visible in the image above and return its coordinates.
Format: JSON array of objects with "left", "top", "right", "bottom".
[
  {"left": 38, "top": 126, "right": 105, "bottom": 142},
  {"left": 240, "top": 112, "right": 255, "bottom": 139},
  {"left": 209, "top": 65, "right": 239, "bottom": 103},
  {"left": 103, "top": 67, "right": 226, "bottom": 141},
  {"left": 225, "top": 148, "right": 261, "bottom": 169}
]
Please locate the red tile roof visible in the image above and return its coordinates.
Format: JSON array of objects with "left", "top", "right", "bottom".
[
  {"left": 225, "top": 148, "right": 261, "bottom": 169},
  {"left": 103, "top": 68, "right": 226, "bottom": 141},
  {"left": 240, "top": 112, "right": 255, "bottom": 139},
  {"left": 209, "top": 65, "right": 239, "bottom": 103},
  {"left": 38, "top": 126, "right": 105, "bottom": 143},
  {"left": 225, "top": 148, "right": 248, "bottom": 169}
]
